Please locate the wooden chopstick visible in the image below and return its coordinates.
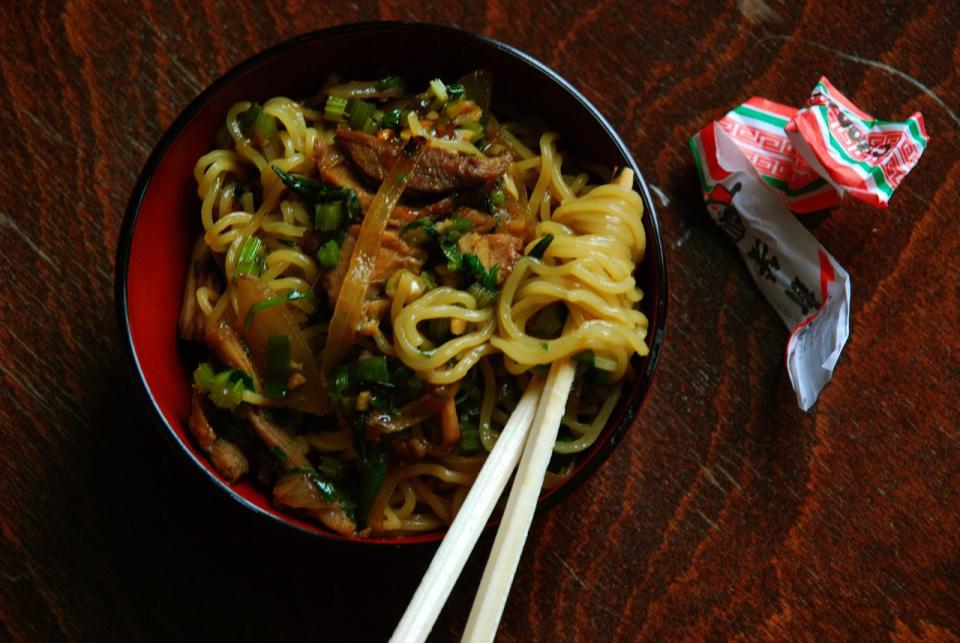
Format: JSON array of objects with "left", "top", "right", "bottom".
[
  {"left": 390, "top": 375, "right": 545, "bottom": 643},
  {"left": 461, "top": 358, "right": 576, "bottom": 643}
]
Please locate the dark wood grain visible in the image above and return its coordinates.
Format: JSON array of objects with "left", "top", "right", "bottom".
[{"left": 2, "top": 1, "right": 958, "bottom": 641}]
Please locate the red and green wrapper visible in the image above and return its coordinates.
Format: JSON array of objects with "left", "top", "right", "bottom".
[{"left": 689, "top": 77, "right": 927, "bottom": 410}]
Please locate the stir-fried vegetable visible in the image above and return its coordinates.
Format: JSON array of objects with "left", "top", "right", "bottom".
[
  {"left": 316, "top": 239, "right": 340, "bottom": 268},
  {"left": 243, "top": 289, "right": 313, "bottom": 331},
  {"left": 326, "top": 76, "right": 406, "bottom": 100},
  {"left": 235, "top": 276, "right": 328, "bottom": 415},
  {"left": 237, "top": 103, "right": 278, "bottom": 146},
  {"left": 321, "top": 137, "right": 428, "bottom": 377},
  {"left": 528, "top": 234, "right": 555, "bottom": 259},
  {"left": 235, "top": 236, "right": 266, "bottom": 278},
  {"left": 264, "top": 334, "right": 291, "bottom": 399},
  {"left": 272, "top": 167, "right": 361, "bottom": 222},
  {"left": 193, "top": 363, "right": 251, "bottom": 409}
]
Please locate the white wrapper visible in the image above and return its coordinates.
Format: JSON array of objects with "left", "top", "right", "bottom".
[{"left": 691, "top": 123, "right": 851, "bottom": 410}]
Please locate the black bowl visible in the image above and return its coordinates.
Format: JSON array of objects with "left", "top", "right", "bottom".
[{"left": 115, "top": 21, "right": 667, "bottom": 548}]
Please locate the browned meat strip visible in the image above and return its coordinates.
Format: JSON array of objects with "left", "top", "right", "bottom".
[
  {"left": 188, "top": 391, "right": 248, "bottom": 483},
  {"left": 204, "top": 320, "right": 261, "bottom": 392},
  {"left": 209, "top": 439, "right": 249, "bottom": 483},
  {"left": 335, "top": 129, "right": 511, "bottom": 193},
  {"left": 317, "top": 144, "right": 457, "bottom": 224},
  {"left": 457, "top": 232, "right": 523, "bottom": 284}
]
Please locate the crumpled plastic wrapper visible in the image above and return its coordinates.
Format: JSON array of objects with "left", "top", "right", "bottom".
[{"left": 690, "top": 77, "right": 928, "bottom": 410}]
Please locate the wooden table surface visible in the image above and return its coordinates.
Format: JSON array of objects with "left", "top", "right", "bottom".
[{"left": 2, "top": 2, "right": 959, "bottom": 641}]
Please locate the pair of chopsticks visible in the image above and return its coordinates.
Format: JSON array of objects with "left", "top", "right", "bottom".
[{"left": 390, "top": 358, "right": 575, "bottom": 643}]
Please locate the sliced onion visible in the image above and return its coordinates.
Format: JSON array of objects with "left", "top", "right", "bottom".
[{"left": 235, "top": 275, "right": 328, "bottom": 415}]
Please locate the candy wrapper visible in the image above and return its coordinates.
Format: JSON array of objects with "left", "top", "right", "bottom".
[{"left": 690, "top": 77, "right": 928, "bottom": 410}]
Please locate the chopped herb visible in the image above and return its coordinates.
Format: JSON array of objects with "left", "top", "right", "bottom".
[
  {"left": 244, "top": 290, "right": 314, "bottom": 330},
  {"left": 457, "top": 421, "right": 481, "bottom": 453},
  {"left": 379, "top": 107, "right": 404, "bottom": 130},
  {"left": 529, "top": 234, "right": 555, "bottom": 259},
  {"left": 235, "top": 236, "right": 266, "bottom": 278},
  {"left": 207, "top": 369, "right": 249, "bottom": 409},
  {"left": 238, "top": 103, "right": 278, "bottom": 147},
  {"left": 399, "top": 219, "right": 438, "bottom": 245},
  {"left": 484, "top": 186, "right": 505, "bottom": 213},
  {"left": 272, "top": 168, "right": 360, "bottom": 222},
  {"left": 428, "top": 78, "right": 448, "bottom": 104},
  {"left": 446, "top": 83, "right": 465, "bottom": 102},
  {"left": 442, "top": 217, "right": 473, "bottom": 242},
  {"left": 466, "top": 282, "right": 496, "bottom": 307},
  {"left": 356, "top": 356, "right": 391, "bottom": 384},
  {"left": 316, "top": 239, "right": 340, "bottom": 269},
  {"left": 540, "top": 342, "right": 550, "bottom": 351},
  {"left": 193, "top": 362, "right": 215, "bottom": 391},
  {"left": 324, "top": 95, "right": 348, "bottom": 122},
  {"left": 346, "top": 98, "right": 376, "bottom": 130},
  {"left": 314, "top": 200, "right": 345, "bottom": 231},
  {"left": 376, "top": 75, "right": 403, "bottom": 91},
  {"left": 440, "top": 240, "right": 463, "bottom": 272},
  {"left": 481, "top": 265, "right": 498, "bottom": 291}
]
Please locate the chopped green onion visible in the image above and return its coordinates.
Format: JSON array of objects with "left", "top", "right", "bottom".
[
  {"left": 484, "top": 186, "right": 505, "bottom": 213},
  {"left": 446, "top": 83, "right": 465, "bottom": 102},
  {"left": 540, "top": 342, "right": 550, "bottom": 351},
  {"left": 457, "top": 422, "right": 481, "bottom": 453},
  {"left": 237, "top": 103, "right": 262, "bottom": 134},
  {"left": 419, "top": 271, "right": 437, "bottom": 290},
  {"left": 462, "top": 252, "right": 484, "bottom": 275},
  {"left": 481, "top": 265, "right": 498, "bottom": 291},
  {"left": 235, "top": 236, "right": 266, "bottom": 278},
  {"left": 529, "top": 233, "right": 555, "bottom": 259},
  {"left": 573, "top": 349, "right": 616, "bottom": 372},
  {"left": 271, "top": 446, "right": 289, "bottom": 462},
  {"left": 324, "top": 95, "right": 348, "bottom": 122},
  {"left": 379, "top": 108, "right": 404, "bottom": 131},
  {"left": 376, "top": 75, "right": 403, "bottom": 91},
  {"left": 356, "top": 356, "right": 391, "bottom": 384},
  {"left": 442, "top": 217, "right": 473, "bottom": 242},
  {"left": 467, "top": 282, "right": 496, "bottom": 307},
  {"left": 441, "top": 240, "right": 463, "bottom": 272},
  {"left": 462, "top": 121, "right": 485, "bottom": 139},
  {"left": 264, "top": 335, "right": 291, "bottom": 399},
  {"left": 316, "top": 239, "right": 340, "bottom": 269},
  {"left": 332, "top": 365, "right": 351, "bottom": 393},
  {"left": 346, "top": 99, "right": 376, "bottom": 130},
  {"left": 594, "top": 354, "right": 618, "bottom": 372},
  {"left": 308, "top": 472, "right": 356, "bottom": 517},
  {"left": 400, "top": 219, "right": 438, "bottom": 245},
  {"left": 244, "top": 290, "right": 313, "bottom": 331},
  {"left": 428, "top": 78, "right": 448, "bottom": 104},
  {"left": 360, "top": 117, "right": 379, "bottom": 135},
  {"left": 193, "top": 362, "right": 215, "bottom": 391},
  {"left": 314, "top": 200, "right": 344, "bottom": 231},
  {"left": 207, "top": 369, "right": 248, "bottom": 409}
]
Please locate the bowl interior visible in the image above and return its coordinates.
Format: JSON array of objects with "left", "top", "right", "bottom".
[{"left": 119, "top": 23, "right": 666, "bottom": 547}]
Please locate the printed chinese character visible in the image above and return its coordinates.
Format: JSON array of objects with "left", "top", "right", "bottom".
[
  {"left": 785, "top": 276, "right": 819, "bottom": 315},
  {"left": 705, "top": 183, "right": 745, "bottom": 242},
  {"left": 747, "top": 239, "right": 780, "bottom": 283}
]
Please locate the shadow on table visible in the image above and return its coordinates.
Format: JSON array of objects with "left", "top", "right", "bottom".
[{"left": 81, "top": 363, "right": 452, "bottom": 642}]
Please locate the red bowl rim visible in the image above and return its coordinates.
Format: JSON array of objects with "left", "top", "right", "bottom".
[{"left": 114, "top": 21, "right": 668, "bottom": 550}]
